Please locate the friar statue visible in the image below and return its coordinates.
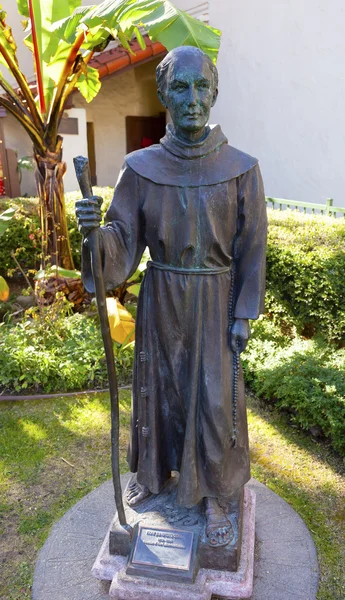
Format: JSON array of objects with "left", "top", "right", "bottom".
[{"left": 76, "top": 46, "right": 267, "bottom": 550}]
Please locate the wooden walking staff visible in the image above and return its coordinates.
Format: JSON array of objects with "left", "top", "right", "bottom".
[{"left": 73, "top": 156, "right": 131, "bottom": 535}]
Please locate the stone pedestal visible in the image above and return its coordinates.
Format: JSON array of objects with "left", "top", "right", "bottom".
[
  {"left": 97, "top": 474, "right": 246, "bottom": 572},
  {"left": 92, "top": 480, "right": 256, "bottom": 600},
  {"left": 32, "top": 478, "right": 319, "bottom": 600}
]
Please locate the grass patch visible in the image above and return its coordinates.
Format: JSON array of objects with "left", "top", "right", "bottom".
[
  {"left": 247, "top": 393, "right": 345, "bottom": 600},
  {"left": 0, "top": 390, "right": 131, "bottom": 599},
  {"left": 0, "top": 390, "right": 344, "bottom": 599}
]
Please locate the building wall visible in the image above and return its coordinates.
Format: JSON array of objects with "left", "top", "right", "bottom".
[
  {"left": 0, "top": 1, "right": 35, "bottom": 84},
  {"left": 3, "top": 114, "right": 36, "bottom": 197},
  {"left": 61, "top": 108, "right": 88, "bottom": 193},
  {"left": 2, "top": 108, "right": 89, "bottom": 196},
  {"left": 209, "top": 0, "right": 345, "bottom": 207},
  {"left": 2, "top": 57, "right": 164, "bottom": 195},
  {"left": 3, "top": 0, "right": 345, "bottom": 206},
  {"left": 73, "top": 59, "right": 165, "bottom": 189}
]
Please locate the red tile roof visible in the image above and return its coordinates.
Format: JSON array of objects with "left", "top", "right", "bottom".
[
  {"left": 3, "top": 35, "right": 166, "bottom": 107},
  {"left": 90, "top": 35, "right": 166, "bottom": 80}
]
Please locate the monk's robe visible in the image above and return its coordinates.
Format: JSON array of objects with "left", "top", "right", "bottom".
[{"left": 82, "top": 124, "right": 267, "bottom": 507}]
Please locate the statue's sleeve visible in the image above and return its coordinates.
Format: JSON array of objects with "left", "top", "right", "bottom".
[
  {"left": 233, "top": 163, "right": 267, "bottom": 320},
  {"left": 81, "top": 163, "right": 146, "bottom": 293}
]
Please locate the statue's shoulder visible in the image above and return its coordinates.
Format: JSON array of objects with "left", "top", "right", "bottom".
[
  {"left": 125, "top": 145, "right": 163, "bottom": 173},
  {"left": 123, "top": 140, "right": 259, "bottom": 186},
  {"left": 223, "top": 144, "right": 258, "bottom": 176}
]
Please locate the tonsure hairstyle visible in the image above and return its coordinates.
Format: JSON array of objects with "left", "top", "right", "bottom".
[{"left": 156, "top": 46, "right": 219, "bottom": 99}]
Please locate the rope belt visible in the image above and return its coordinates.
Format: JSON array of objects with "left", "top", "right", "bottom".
[
  {"left": 147, "top": 261, "right": 232, "bottom": 275},
  {"left": 147, "top": 258, "right": 239, "bottom": 449}
]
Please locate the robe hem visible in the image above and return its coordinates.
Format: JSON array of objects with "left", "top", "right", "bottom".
[{"left": 132, "top": 466, "right": 251, "bottom": 507}]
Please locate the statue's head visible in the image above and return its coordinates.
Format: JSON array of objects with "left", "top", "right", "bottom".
[{"left": 156, "top": 46, "right": 218, "bottom": 139}]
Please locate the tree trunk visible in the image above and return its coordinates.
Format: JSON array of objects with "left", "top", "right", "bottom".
[{"left": 35, "top": 146, "right": 74, "bottom": 270}]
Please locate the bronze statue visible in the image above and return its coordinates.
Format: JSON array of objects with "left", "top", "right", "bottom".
[{"left": 76, "top": 46, "right": 267, "bottom": 550}]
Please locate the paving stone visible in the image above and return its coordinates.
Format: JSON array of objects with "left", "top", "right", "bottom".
[{"left": 32, "top": 476, "right": 319, "bottom": 600}]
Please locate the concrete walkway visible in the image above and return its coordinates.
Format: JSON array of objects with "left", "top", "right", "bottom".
[{"left": 32, "top": 478, "right": 319, "bottom": 600}]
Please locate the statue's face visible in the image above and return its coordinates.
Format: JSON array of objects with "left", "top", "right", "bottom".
[{"left": 162, "top": 54, "right": 217, "bottom": 135}]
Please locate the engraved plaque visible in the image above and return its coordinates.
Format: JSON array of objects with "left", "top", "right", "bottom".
[{"left": 127, "top": 524, "right": 198, "bottom": 583}]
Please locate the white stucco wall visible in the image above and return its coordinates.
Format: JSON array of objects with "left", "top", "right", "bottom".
[
  {"left": 3, "top": 114, "right": 36, "bottom": 197},
  {"left": 209, "top": 0, "right": 345, "bottom": 207},
  {"left": 61, "top": 108, "right": 88, "bottom": 192},
  {"left": 0, "top": 1, "right": 35, "bottom": 84},
  {"left": 2, "top": 57, "right": 164, "bottom": 196},
  {"left": 3, "top": 108, "right": 88, "bottom": 195},
  {"left": 3, "top": 0, "right": 345, "bottom": 206},
  {"left": 73, "top": 59, "right": 164, "bottom": 188}
]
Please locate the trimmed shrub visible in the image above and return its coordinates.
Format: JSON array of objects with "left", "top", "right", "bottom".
[
  {"left": 243, "top": 317, "right": 345, "bottom": 456},
  {"left": 2, "top": 198, "right": 345, "bottom": 344},
  {"left": 267, "top": 208, "right": 345, "bottom": 344}
]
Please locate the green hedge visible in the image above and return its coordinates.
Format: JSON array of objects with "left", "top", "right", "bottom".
[
  {"left": 2, "top": 198, "right": 345, "bottom": 345},
  {"left": 242, "top": 317, "right": 345, "bottom": 456},
  {"left": 267, "top": 209, "right": 345, "bottom": 344}
]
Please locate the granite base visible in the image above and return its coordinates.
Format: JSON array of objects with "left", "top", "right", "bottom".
[{"left": 92, "top": 487, "right": 256, "bottom": 600}]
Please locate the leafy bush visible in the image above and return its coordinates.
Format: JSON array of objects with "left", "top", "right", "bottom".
[
  {"left": 3, "top": 199, "right": 345, "bottom": 344},
  {"left": 0, "top": 187, "right": 114, "bottom": 275},
  {"left": 0, "top": 203, "right": 40, "bottom": 276},
  {"left": 243, "top": 317, "right": 345, "bottom": 455},
  {"left": 64, "top": 187, "right": 114, "bottom": 269},
  {"left": 0, "top": 299, "right": 134, "bottom": 394},
  {"left": 267, "top": 209, "right": 345, "bottom": 344}
]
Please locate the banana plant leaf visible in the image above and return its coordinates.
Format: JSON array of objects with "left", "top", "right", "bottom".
[
  {"left": 0, "top": 11, "right": 19, "bottom": 72},
  {"left": 49, "top": 6, "right": 95, "bottom": 45},
  {"left": 75, "top": 65, "right": 101, "bottom": 102},
  {"left": 140, "top": 3, "right": 220, "bottom": 62},
  {"left": 0, "top": 275, "right": 9, "bottom": 302},
  {"left": 127, "top": 283, "right": 141, "bottom": 297},
  {"left": 16, "top": 0, "right": 30, "bottom": 18},
  {"left": 44, "top": 39, "right": 73, "bottom": 100},
  {"left": 16, "top": 0, "right": 83, "bottom": 109},
  {"left": 34, "top": 267, "right": 81, "bottom": 280},
  {"left": 51, "top": 0, "right": 221, "bottom": 62},
  {"left": 0, "top": 207, "right": 17, "bottom": 238},
  {"left": 106, "top": 297, "right": 135, "bottom": 344}
]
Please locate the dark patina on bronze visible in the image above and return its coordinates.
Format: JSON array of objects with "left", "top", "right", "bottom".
[{"left": 76, "top": 45, "right": 267, "bottom": 580}]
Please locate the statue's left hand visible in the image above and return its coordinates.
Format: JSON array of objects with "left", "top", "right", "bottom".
[{"left": 230, "top": 318, "right": 250, "bottom": 353}]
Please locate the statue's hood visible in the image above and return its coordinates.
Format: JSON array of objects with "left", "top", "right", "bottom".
[
  {"left": 160, "top": 123, "right": 227, "bottom": 159},
  {"left": 125, "top": 124, "right": 258, "bottom": 187}
]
